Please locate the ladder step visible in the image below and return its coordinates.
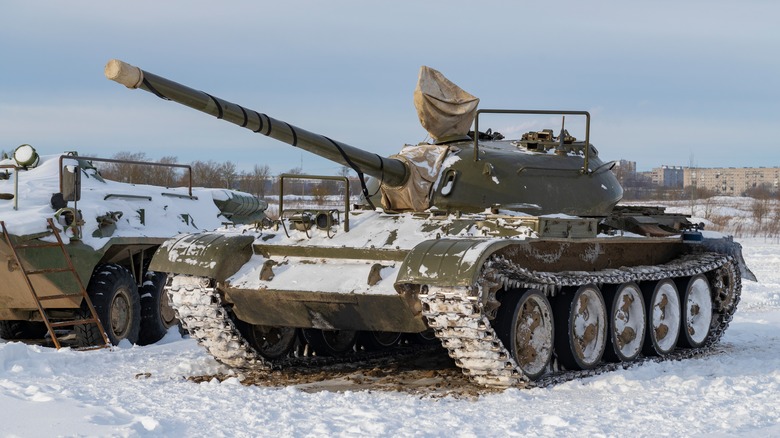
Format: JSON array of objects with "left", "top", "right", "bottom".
[
  {"left": 37, "top": 293, "right": 81, "bottom": 301},
  {"left": 25, "top": 267, "right": 72, "bottom": 275},
  {"left": 49, "top": 318, "right": 98, "bottom": 328},
  {"left": 2, "top": 218, "right": 111, "bottom": 349}
]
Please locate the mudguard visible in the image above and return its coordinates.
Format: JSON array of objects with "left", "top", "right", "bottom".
[
  {"left": 700, "top": 234, "right": 757, "bottom": 282},
  {"left": 149, "top": 233, "right": 254, "bottom": 281},
  {"left": 396, "top": 238, "right": 513, "bottom": 287}
]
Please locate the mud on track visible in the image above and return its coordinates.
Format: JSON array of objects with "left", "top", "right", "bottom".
[{"left": 189, "top": 348, "right": 499, "bottom": 398}]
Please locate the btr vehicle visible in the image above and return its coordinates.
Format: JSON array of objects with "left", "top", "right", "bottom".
[{"left": 0, "top": 147, "right": 266, "bottom": 348}]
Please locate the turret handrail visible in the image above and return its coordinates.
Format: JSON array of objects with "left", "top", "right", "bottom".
[
  {"left": 278, "top": 174, "right": 350, "bottom": 232},
  {"left": 473, "top": 109, "right": 591, "bottom": 173},
  {"left": 58, "top": 155, "right": 193, "bottom": 197}
]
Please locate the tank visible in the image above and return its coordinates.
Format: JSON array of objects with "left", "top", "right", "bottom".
[
  {"left": 106, "top": 59, "right": 755, "bottom": 387},
  {"left": 0, "top": 147, "right": 267, "bottom": 347}
]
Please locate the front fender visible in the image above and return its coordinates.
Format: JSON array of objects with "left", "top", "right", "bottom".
[
  {"left": 699, "top": 234, "right": 757, "bottom": 282},
  {"left": 396, "top": 238, "right": 513, "bottom": 287},
  {"left": 150, "top": 233, "right": 254, "bottom": 281}
]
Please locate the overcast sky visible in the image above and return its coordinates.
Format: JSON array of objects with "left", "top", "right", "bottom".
[{"left": 1, "top": 1, "right": 778, "bottom": 174}]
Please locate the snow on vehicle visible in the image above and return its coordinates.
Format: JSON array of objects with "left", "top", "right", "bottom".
[
  {"left": 105, "top": 59, "right": 755, "bottom": 387},
  {"left": 0, "top": 146, "right": 266, "bottom": 347}
]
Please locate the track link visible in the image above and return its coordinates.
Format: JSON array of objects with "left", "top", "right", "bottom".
[
  {"left": 420, "top": 251, "right": 741, "bottom": 388},
  {"left": 167, "top": 276, "right": 272, "bottom": 370},
  {"left": 166, "top": 276, "right": 437, "bottom": 372}
]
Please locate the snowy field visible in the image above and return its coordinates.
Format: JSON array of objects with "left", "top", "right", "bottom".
[{"left": 1, "top": 238, "right": 779, "bottom": 437}]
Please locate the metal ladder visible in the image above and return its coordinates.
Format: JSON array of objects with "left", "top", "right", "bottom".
[{"left": 0, "top": 218, "right": 109, "bottom": 349}]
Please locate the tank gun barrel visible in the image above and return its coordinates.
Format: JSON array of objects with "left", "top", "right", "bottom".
[{"left": 104, "top": 59, "right": 408, "bottom": 187}]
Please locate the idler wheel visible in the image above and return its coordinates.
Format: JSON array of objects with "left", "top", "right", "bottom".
[
  {"left": 554, "top": 284, "right": 608, "bottom": 370},
  {"left": 602, "top": 282, "right": 646, "bottom": 362},
  {"left": 495, "top": 289, "right": 554, "bottom": 380},
  {"left": 642, "top": 279, "right": 681, "bottom": 356},
  {"left": 302, "top": 329, "right": 358, "bottom": 356},
  {"left": 676, "top": 274, "right": 714, "bottom": 348},
  {"left": 244, "top": 325, "right": 298, "bottom": 360},
  {"left": 710, "top": 262, "right": 738, "bottom": 313}
]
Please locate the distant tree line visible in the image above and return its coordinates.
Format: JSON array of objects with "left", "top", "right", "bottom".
[{"left": 95, "top": 151, "right": 359, "bottom": 199}]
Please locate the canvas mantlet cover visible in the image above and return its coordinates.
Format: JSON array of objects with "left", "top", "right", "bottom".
[
  {"left": 379, "top": 67, "right": 478, "bottom": 211},
  {"left": 413, "top": 66, "right": 479, "bottom": 143},
  {"left": 380, "top": 145, "right": 449, "bottom": 211}
]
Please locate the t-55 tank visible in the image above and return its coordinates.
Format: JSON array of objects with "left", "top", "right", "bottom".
[
  {"left": 106, "top": 59, "right": 754, "bottom": 387},
  {"left": 0, "top": 147, "right": 267, "bottom": 348}
]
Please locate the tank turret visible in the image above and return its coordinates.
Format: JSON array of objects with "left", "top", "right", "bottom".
[{"left": 105, "top": 59, "right": 622, "bottom": 215}]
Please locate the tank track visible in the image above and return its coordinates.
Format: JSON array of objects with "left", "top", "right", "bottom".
[
  {"left": 166, "top": 275, "right": 273, "bottom": 370},
  {"left": 420, "top": 251, "right": 741, "bottom": 388},
  {"left": 166, "top": 275, "right": 437, "bottom": 372}
]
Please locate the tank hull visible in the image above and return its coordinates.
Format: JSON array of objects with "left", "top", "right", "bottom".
[
  {"left": 155, "top": 210, "right": 749, "bottom": 325},
  {"left": 156, "top": 208, "right": 749, "bottom": 387},
  {"left": 207, "top": 235, "right": 686, "bottom": 333}
]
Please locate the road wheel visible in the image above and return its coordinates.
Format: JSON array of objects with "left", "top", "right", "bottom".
[
  {"left": 405, "top": 329, "right": 440, "bottom": 345},
  {"left": 242, "top": 324, "right": 298, "bottom": 360},
  {"left": 554, "top": 284, "right": 608, "bottom": 370},
  {"left": 603, "top": 282, "right": 646, "bottom": 362},
  {"left": 76, "top": 264, "right": 140, "bottom": 347},
  {"left": 0, "top": 320, "right": 49, "bottom": 340},
  {"left": 359, "top": 331, "right": 403, "bottom": 351},
  {"left": 138, "top": 272, "right": 177, "bottom": 345},
  {"left": 642, "top": 279, "right": 681, "bottom": 356},
  {"left": 495, "top": 289, "right": 554, "bottom": 380},
  {"left": 302, "top": 328, "right": 357, "bottom": 356},
  {"left": 677, "top": 274, "right": 714, "bottom": 348}
]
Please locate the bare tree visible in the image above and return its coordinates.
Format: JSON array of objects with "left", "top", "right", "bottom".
[
  {"left": 219, "top": 161, "right": 238, "bottom": 189},
  {"left": 99, "top": 151, "right": 147, "bottom": 184},
  {"left": 147, "top": 155, "right": 180, "bottom": 187},
  {"left": 278, "top": 167, "right": 304, "bottom": 196},
  {"left": 752, "top": 198, "right": 770, "bottom": 234},
  {"left": 239, "top": 164, "right": 271, "bottom": 197},
  {"left": 190, "top": 160, "right": 225, "bottom": 188}
]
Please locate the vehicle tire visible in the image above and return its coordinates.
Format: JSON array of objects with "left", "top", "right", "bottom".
[
  {"left": 495, "top": 289, "right": 554, "bottom": 380},
  {"left": 302, "top": 328, "right": 357, "bottom": 356},
  {"left": 138, "top": 271, "right": 177, "bottom": 345},
  {"left": 75, "top": 264, "right": 140, "bottom": 347},
  {"left": 642, "top": 279, "right": 681, "bottom": 356},
  {"left": 0, "top": 320, "right": 49, "bottom": 340},
  {"left": 554, "top": 284, "right": 608, "bottom": 370},
  {"left": 676, "top": 274, "right": 714, "bottom": 348}
]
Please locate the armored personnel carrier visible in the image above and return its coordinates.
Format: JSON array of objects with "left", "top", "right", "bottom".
[
  {"left": 106, "top": 59, "right": 754, "bottom": 387},
  {"left": 0, "top": 147, "right": 266, "bottom": 347}
]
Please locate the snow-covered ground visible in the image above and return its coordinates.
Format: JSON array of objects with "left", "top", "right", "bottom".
[{"left": 1, "top": 237, "right": 778, "bottom": 437}]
